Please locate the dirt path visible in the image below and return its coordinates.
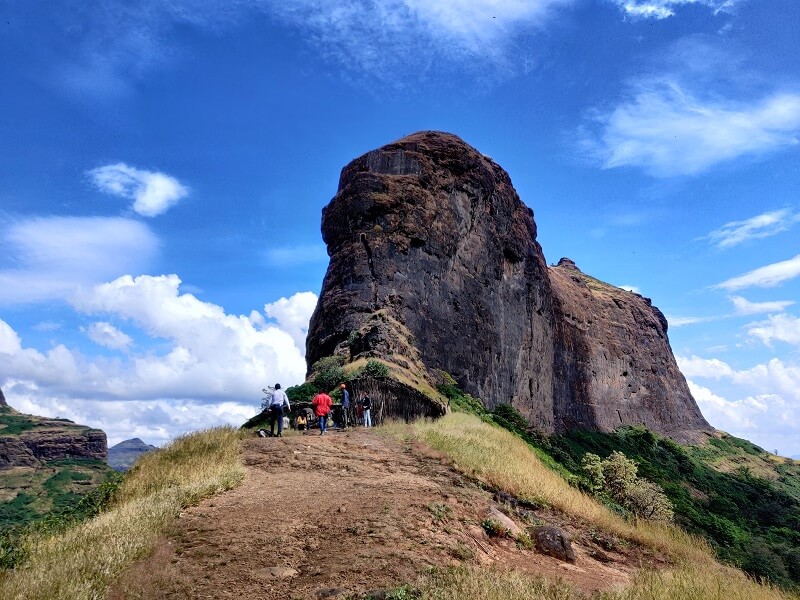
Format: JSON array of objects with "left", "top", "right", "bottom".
[{"left": 112, "top": 429, "right": 644, "bottom": 599}]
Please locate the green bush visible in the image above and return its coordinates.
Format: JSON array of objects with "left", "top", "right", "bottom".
[
  {"left": 311, "top": 355, "right": 346, "bottom": 392},
  {"left": 362, "top": 359, "right": 389, "bottom": 378},
  {"left": 286, "top": 382, "right": 318, "bottom": 404},
  {"left": 582, "top": 451, "right": 673, "bottom": 522}
]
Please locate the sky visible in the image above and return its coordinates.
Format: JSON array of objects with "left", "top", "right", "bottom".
[{"left": 1, "top": 1, "right": 799, "bottom": 454}]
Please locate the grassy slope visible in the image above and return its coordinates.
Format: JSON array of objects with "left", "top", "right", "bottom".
[
  {"left": 390, "top": 412, "right": 799, "bottom": 600},
  {"left": 547, "top": 426, "right": 800, "bottom": 587},
  {"left": 0, "top": 427, "right": 244, "bottom": 599}
]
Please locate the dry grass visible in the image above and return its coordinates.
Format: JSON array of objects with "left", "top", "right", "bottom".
[
  {"left": 388, "top": 412, "right": 713, "bottom": 565},
  {"left": 598, "top": 564, "right": 800, "bottom": 600},
  {"left": 0, "top": 427, "right": 245, "bottom": 600},
  {"left": 414, "top": 564, "right": 800, "bottom": 600},
  {"left": 418, "top": 566, "right": 579, "bottom": 600},
  {"left": 386, "top": 413, "right": 800, "bottom": 600}
]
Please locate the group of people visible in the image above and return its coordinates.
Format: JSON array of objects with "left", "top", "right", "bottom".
[{"left": 265, "top": 382, "right": 373, "bottom": 437}]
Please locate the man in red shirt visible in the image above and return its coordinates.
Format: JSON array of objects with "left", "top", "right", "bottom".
[{"left": 312, "top": 391, "right": 333, "bottom": 436}]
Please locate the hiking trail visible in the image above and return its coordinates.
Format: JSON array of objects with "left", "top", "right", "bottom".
[{"left": 111, "top": 429, "right": 652, "bottom": 599}]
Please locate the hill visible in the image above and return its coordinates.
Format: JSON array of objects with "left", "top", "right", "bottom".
[
  {"left": 108, "top": 438, "right": 158, "bottom": 472},
  {"left": 0, "top": 393, "right": 115, "bottom": 530},
  {"left": 2, "top": 417, "right": 797, "bottom": 600}
]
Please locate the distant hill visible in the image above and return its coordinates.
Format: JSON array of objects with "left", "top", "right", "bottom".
[
  {"left": 0, "top": 388, "right": 115, "bottom": 529},
  {"left": 108, "top": 438, "right": 157, "bottom": 472}
]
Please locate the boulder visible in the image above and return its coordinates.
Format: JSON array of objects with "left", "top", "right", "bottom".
[{"left": 532, "top": 525, "right": 576, "bottom": 563}]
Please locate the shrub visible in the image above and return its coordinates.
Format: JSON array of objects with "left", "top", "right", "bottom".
[
  {"left": 362, "top": 359, "right": 389, "bottom": 378},
  {"left": 311, "top": 355, "right": 346, "bottom": 392},
  {"left": 286, "top": 382, "right": 318, "bottom": 404},
  {"left": 583, "top": 451, "right": 674, "bottom": 522}
]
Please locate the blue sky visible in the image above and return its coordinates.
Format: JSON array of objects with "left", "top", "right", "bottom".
[{"left": 1, "top": 0, "right": 799, "bottom": 454}]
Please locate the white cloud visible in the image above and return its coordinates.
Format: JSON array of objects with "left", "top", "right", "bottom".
[
  {"left": 3, "top": 380, "right": 256, "bottom": 446},
  {"left": 665, "top": 315, "right": 718, "bottom": 327},
  {"left": 730, "top": 295, "right": 795, "bottom": 316},
  {"left": 264, "top": 292, "right": 319, "bottom": 352},
  {"left": 708, "top": 209, "right": 800, "bottom": 249},
  {"left": 610, "top": 0, "right": 741, "bottom": 20},
  {"left": 0, "top": 275, "right": 316, "bottom": 404},
  {"left": 747, "top": 313, "right": 800, "bottom": 347},
  {"left": 89, "top": 163, "right": 189, "bottom": 217},
  {"left": 678, "top": 355, "right": 734, "bottom": 379},
  {"left": 716, "top": 254, "right": 800, "bottom": 291},
  {"left": 85, "top": 322, "right": 134, "bottom": 351},
  {"left": 0, "top": 217, "right": 159, "bottom": 305},
  {"left": 583, "top": 82, "right": 800, "bottom": 176},
  {"left": 683, "top": 356, "right": 800, "bottom": 454},
  {"left": 255, "top": 0, "right": 572, "bottom": 82}
]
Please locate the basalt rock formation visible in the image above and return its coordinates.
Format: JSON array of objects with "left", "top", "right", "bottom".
[
  {"left": 306, "top": 131, "right": 712, "bottom": 442},
  {"left": 0, "top": 389, "right": 108, "bottom": 469}
]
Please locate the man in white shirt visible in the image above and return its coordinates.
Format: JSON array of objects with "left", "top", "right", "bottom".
[{"left": 270, "top": 383, "right": 290, "bottom": 437}]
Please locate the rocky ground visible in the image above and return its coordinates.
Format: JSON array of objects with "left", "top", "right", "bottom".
[{"left": 110, "top": 428, "right": 656, "bottom": 599}]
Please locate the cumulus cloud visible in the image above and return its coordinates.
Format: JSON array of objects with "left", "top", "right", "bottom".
[
  {"left": 85, "top": 322, "right": 133, "bottom": 351},
  {"left": 677, "top": 355, "right": 734, "bottom": 379},
  {"left": 582, "top": 82, "right": 800, "bottom": 176},
  {"left": 683, "top": 356, "right": 800, "bottom": 454},
  {"left": 747, "top": 313, "right": 800, "bottom": 346},
  {"left": 609, "top": 0, "right": 741, "bottom": 20},
  {"left": 716, "top": 254, "right": 800, "bottom": 291},
  {"left": 730, "top": 295, "right": 795, "bottom": 316},
  {"left": 3, "top": 380, "right": 255, "bottom": 446},
  {"left": 0, "top": 217, "right": 159, "bottom": 305},
  {"left": 264, "top": 292, "right": 319, "bottom": 351},
  {"left": 708, "top": 209, "right": 800, "bottom": 249},
  {"left": 0, "top": 279, "right": 318, "bottom": 443},
  {"left": 89, "top": 163, "right": 189, "bottom": 217}
]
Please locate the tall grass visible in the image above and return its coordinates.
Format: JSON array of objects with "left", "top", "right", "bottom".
[
  {"left": 391, "top": 412, "right": 712, "bottom": 565},
  {"left": 414, "top": 564, "right": 800, "bottom": 600},
  {"left": 0, "top": 427, "right": 245, "bottom": 600}
]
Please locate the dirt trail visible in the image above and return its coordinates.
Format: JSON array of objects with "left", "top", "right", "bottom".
[{"left": 112, "top": 429, "right": 645, "bottom": 599}]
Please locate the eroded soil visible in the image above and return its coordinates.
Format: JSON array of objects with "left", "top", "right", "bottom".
[{"left": 111, "top": 429, "right": 654, "bottom": 599}]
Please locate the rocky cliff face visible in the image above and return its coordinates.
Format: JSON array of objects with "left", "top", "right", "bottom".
[
  {"left": 550, "top": 259, "right": 710, "bottom": 442},
  {"left": 307, "top": 132, "right": 712, "bottom": 442},
  {"left": 0, "top": 390, "right": 108, "bottom": 469}
]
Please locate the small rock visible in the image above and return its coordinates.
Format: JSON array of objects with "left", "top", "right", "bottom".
[
  {"left": 256, "top": 566, "right": 299, "bottom": 579},
  {"left": 532, "top": 525, "right": 576, "bottom": 563},
  {"left": 485, "top": 507, "right": 523, "bottom": 537}
]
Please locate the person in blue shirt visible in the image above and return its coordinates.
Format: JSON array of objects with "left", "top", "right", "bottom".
[{"left": 339, "top": 383, "right": 350, "bottom": 429}]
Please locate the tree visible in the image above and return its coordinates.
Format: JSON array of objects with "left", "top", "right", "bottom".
[{"left": 582, "top": 450, "right": 673, "bottom": 522}]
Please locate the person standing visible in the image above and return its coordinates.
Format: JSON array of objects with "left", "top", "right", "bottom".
[
  {"left": 340, "top": 383, "right": 350, "bottom": 430},
  {"left": 361, "top": 394, "right": 372, "bottom": 428},
  {"left": 270, "top": 384, "right": 290, "bottom": 437},
  {"left": 269, "top": 383, "right": 291, "bottom": 437},
  {"left": 312, "top": 390, "right": 333, "bottom": 435}
]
